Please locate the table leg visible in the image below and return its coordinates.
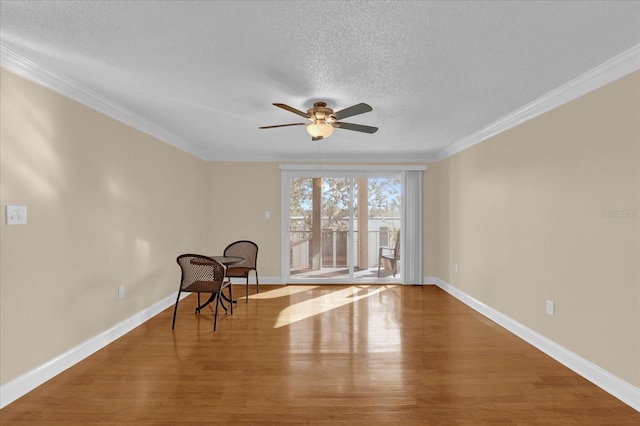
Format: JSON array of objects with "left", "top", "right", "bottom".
[
  {"left": 196, "top": 292, "right": 229, "bottom": 314},
  {"left": 221, "top": 292, "right": 237, "bottom": 306}
]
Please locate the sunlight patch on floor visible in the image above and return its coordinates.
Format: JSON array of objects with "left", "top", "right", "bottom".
[
  {"left": 274, "top": 285, "right": 396, "bottom": 328},
  {"left": 249, "top": 285, "right": 319, "bottom": 300}
]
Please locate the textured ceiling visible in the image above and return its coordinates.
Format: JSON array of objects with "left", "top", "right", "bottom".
[{"left": 1, "top": 1, "right": 639, "bottom": 162}]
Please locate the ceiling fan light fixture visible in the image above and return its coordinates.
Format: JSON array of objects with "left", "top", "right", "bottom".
[
  {"left": 306, "top": 121, "right": 334, "bottom": 138},
  {"left": 261, "top": 101, "right": 376, "bottom": 137}
]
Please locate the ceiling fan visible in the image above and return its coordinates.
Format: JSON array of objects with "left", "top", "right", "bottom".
[{"left": 259, "top": 101, "right": 378, "bottom": 140}]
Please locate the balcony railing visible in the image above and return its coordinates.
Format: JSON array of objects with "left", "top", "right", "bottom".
[{"left": 289, "top": 229, "right": 399, "bottom": 269}]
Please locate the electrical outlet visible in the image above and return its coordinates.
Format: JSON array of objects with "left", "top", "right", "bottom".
[
  {"left": 454, "top": 264, "right": 459, "bottom": 274},
  {"left": 118, "top": 285, "right": 125, "bottom": 299},
  {"left": 546, "top": 300, "right": 555, "bottom": 316}
]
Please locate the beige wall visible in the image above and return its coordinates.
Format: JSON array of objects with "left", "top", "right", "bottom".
[
  {"left": 0, "top": 69, "right": 211, "bottom": 384},
  {"left": 206, "top": 162, "right": 281, "bottom": 277},
  {"left": 424, "top": 71, "right": 640, "bottom": 386},
  {"left": 2, "top": 64, "right": 638, "bottom": 393}
]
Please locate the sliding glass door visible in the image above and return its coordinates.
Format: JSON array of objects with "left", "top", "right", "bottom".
[{"left": 286, "top": 173, "right": 401, "bottom": 283}]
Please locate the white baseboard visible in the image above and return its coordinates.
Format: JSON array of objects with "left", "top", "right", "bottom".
[
  {"left": 238, "top": 276, "right": 283, "bottom": 285},
  {"left": 4, "top": 279, "right": 638, "bottom": 411},
  {"left": 0, "top": 292, "right": 186, "bottom": 409},
  {"left": 0, "top": 279, "right": 282, "bottom": 408},
  {"left": 428, "top": 277, "right": 639, "bottom": 412}
]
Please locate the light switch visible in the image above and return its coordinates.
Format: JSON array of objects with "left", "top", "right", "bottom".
[
  {"left": 264, "top": 210, "right": 270, "bottom": 220},
  {"left": 6, "top": 205, "right": 27, "bottom": 225}
]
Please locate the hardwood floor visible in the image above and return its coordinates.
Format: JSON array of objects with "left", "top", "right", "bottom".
[{"left": 1, "top": 284, "right": 638, "bottom": 425}]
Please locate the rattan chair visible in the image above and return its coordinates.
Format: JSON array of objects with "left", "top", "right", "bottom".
[
  {"left": 173, "top": 254, "right": 233, "bottom": 331},
  {"left": 377, "top": 231, "right": 400, "bottom": 277},
  {"left": 223, "top": 240, "right": 259, "bottom": 303}
]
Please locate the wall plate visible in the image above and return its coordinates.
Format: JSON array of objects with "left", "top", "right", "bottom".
[{"left": 6, "top": 205, "right": 27, "bottom": 225}]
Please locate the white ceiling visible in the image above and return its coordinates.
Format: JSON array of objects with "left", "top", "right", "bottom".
[{"left": 1, "top": 1, "right": 639, "bottom": 163}]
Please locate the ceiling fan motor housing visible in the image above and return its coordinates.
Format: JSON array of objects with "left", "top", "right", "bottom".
[{"left": 308, "top": 102, "right": 335, "bottom": 123}]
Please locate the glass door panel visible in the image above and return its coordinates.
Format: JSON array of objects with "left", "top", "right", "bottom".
[
  {"left": 354, "top": 178, "right": 401, "bottom": 280},
  {"left": 288, "top": 175, "right": 400, "bottom": 282}
]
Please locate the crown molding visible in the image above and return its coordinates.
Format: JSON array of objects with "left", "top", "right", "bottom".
[
  {"left": 3, "top": 43, "right": 638, "bottom": 164},
  {"left": 434, "top": 43, "right": 640, "bottom": 161},
  {"left": 0, "top": 46, "right": 210, "bottom": 160},
  {"left": 279, "top": 164, "right": 427, "bottom": 171}
]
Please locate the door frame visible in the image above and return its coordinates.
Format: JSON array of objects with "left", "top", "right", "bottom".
[{"left": 280, "top": 164, "right": 425, "bottom": 284}]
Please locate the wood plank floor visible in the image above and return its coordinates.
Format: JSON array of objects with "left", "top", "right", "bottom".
[{"left": 1, "top": 284, "right": 638, "bottom": 425}]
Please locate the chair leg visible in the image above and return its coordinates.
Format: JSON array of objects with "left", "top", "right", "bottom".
[
  {"left": 171, "top": 290, "right": 182, "bottom": 329},
  {"left": 213, "top": 292, "right": 220, "bottom": 331},
  {"left": 377, "top": 261, "right": 382, "bottom": 277},
  {"left": 255, "top": 270, "right": 259, "bottom": 294},
  {"left": 228, "top": 284, "right": 233, "bottom": 314},
  {"left": 245, "top": 276, "right": 249, "bottom": 303}
]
